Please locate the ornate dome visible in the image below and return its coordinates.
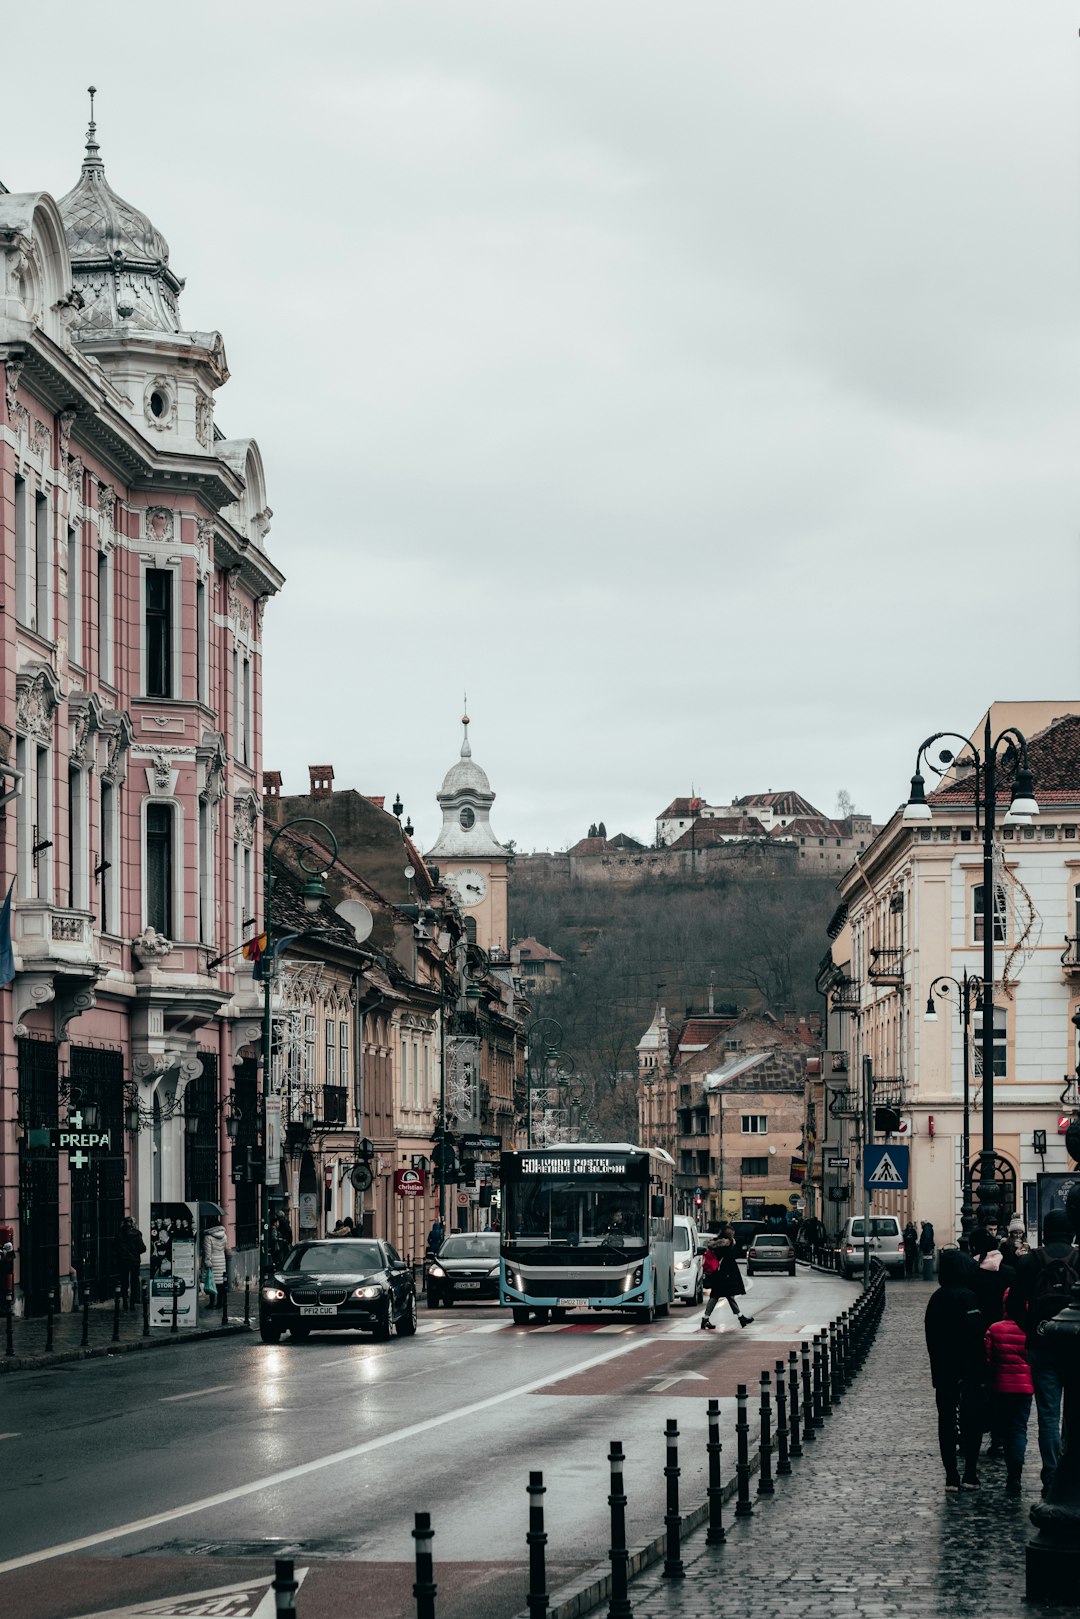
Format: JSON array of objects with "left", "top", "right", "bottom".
[
  {"left": 439, "top": 716, "right": 492, "bottom": 797},
  {"left": 57, "top": 90, "right": 183, "bottom": 334}
]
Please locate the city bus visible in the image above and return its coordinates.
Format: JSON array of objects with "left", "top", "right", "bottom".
[{"left": 499, "top": 1142, "right": 675, "bottom": 1324}]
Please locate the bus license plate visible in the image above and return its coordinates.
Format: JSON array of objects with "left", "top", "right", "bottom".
[
  {"left": 299, "top": 1305, "right": 337, "bottom": 1316},
  {"left": 558, "top": 1298, "right": 588, "bottom": 1307}
]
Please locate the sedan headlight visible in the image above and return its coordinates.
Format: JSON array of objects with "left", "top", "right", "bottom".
[
  {"left": 262, "top": 1287, "right": 286, "bottom": 1302},
  {"left": 428, "top": 1265, "right": 446, "bottom": 1279},
  {"left": 352, "top": 1285, "right": 383, "bottom": 1300},
  {"left": 488, "top": 1267, "right": 500, "bottom": 1277},
  {"left": 674, "top": 1259, "right": 690, "bottom": 1271}
]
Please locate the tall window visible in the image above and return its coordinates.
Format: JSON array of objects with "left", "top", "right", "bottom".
[
  {"left": 974, "top": 1008, "right": 1007, "bottom": 1079},
  {"left": 242, "top": 657, "right": 252, "bottom": 767},
  {"left": 325, "top": 1020, "right": 336, "bottom": 1085},
  {"left": 401, "top": 1038, "right": 409, "bottom": 1105},
  {"left": 145, "top": 803, "right": 174, "bottom": 935},
  {"left": 33, "top": 489, "right": 50, "bottom": 635},
  {"left": 97, "top": 550, "right": 113, "bottom": 684},
  {"left": 973, "top": 883, "right": 1006, "bottom": 944},
  {"left": 145, "top": 569, "right": 173, "bottom": 697},
  {"left": 34, "top": 746, "right": 52, "bottom": 901},
  {"left": 68, "top": 767, "right": 88, "bottom": 910},
  {"left": 304, "top": 1016, "right": 316, "bottom": 1087},
  {"left": 14, "top": 474, "right": 30, "bottom": 625},
  {"left": 340, "top": 1020, "right": 350, "bottom": 1090},
  {"left": 99, "top": 779, "right": 118, "bottom": 934},
  {"left": 198, "top": 797, "right": 214, "bottom": 943},
  {"left": 232, "top": 650, "right": 240, "bottom": 755},
  {"left": 67, "top": 525, "right": 82, "bottom": 664},
  {"left": 196, "top": 579, "right": 208, "bottom": 705}
]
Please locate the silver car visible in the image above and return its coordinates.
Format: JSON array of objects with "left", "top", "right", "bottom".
[{"left": 839, "top": 1215, "right": 905, "bottom": 1279}]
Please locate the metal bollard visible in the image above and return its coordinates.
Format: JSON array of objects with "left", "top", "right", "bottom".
[
  {"left": 706, "top": 1398, "right": 725, "bottom": 1544},
  {"left": 526, "top": 1470, "right": 549, "bottom": 1614},
  {"left": 272, "top": 1555, "right": 298, "bottom": 1614},
  {"left": 45, "top": 1291, "right": 54, "bottom": 1352},
  {"left": 735, "top": 1385, "right": 753, "bottom": 1516},
  {"left": 836, "top": 1312, "right": 848, "bottom": 1391},
  {"left": 142, "top": 1278, "right": 150, "bottom": 1338},
  {"left": 662, "top": 1418, "right": 684, "bottom": 1579},
  {"left": 787, "top": 1349, "right": 803, "bottom": 1459},
  {"left": 757, "top": 1371, "right": 774, "bottom": 1497},
  {"left": 829, "top": 1321, "right": 841, "bottom": 1402},
  {"left": 5, "top": 1302, "right": 13, "bottom": 1358},
  {"left": 606, "top": 1440, "right": 632, "bottom": 1618},
  {"left": 774, "top": 1358, "right": 791, "bottom": 1477},
  {"left": 171, "top": 1278, "right": 179, "bottom": 1334},
  {"left": 221, "top": 1275, "right": 230, "bottom": 1328},
  {"left": 112, "top": 1286, "right": 122, "bottom": 1343},
  {"left": 412, "top": 1511, "right": 437, "bottom": 1619},
  {"left": 820, "top": 1328, "right": 832, "bottom": 1416},
  {"left": 244, "top": 1277, "right": 252, "bottom": 1328},
  {"left": 812, "top": 1334, "right": 824, "bottom": 1426},
  {"left": 81, "top": 1289, "right": 90, "bottom": 1348},
  {"left": 801, "top": 1341, "right": 815, "bottom": 1443}
]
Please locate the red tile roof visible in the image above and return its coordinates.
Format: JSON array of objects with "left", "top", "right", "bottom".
[
  {"left": 666, "top": 817, "right": 767, "bottom": 850},
  {"left": 657, "top": 798, "right": 702, "bottom": 820},
  {"left": 514, "top": 937, "right": 565, "bottom": 963},
  {"left": 736, "top": 790, "right": 822, "bottom": 818},
  {"left": 930, "top": 714, "right": 1080, "bottom": 805}
]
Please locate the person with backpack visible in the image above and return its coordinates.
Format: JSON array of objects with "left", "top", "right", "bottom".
[
  {"left": 924, "top": 1249, "right": 985, "bottom": 1489},
  {"left": 903, "top": 1222, "right": 919, "bottom": 1278},
  {"left": 1013, "top": 1208, "right": 1079, "bottom": 1494},
  {"left": 700, "top": 1227, "right": 753, "bottom": 1331}
]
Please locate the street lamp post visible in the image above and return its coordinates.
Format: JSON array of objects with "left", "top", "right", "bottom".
[
  {"left": 903, "top": 714, "right": 1038, "bottom": 1230},
  {"left": 260, "top": 818, "right": 338, "bottom": 1278},
  {"left": 924, "top": 971, "right": 983, "bottom": 1250}
]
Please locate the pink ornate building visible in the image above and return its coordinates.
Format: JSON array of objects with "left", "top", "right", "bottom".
[{"left": 0, "top": 102, "right": 282, "bottom": 1312}]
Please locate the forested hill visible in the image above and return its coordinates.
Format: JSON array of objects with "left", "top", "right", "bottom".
[{"left": 507, "top": 866, "right": 838, "bottom": 1140}]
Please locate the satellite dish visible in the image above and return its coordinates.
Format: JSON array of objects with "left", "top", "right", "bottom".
[
  {"left": 403, "top": 865, "right": 416, "bottom": 881},
  {"left": 335, "top": 899, "right": 373, "bottom": 944}
]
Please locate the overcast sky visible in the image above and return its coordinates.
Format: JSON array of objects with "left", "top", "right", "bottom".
[{"left": 7, "top": 3, "right": 1079, "bottom": 853}]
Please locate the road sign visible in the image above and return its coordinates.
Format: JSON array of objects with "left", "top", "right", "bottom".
[
  {"left": 461, "top": 1133, "right": 502, "bottom": 1151},
  {"left": 394, "top": 1167, "right": 426, "bottom": 1198},
  {"left": 863, "top": 1144, "right": 909, "bottom": 1190},
  {"left": 828, "top": 1186, "right": 850, "bottom": 1201},
  {"left": 826, "top": 1156, "right": 850, "bottom": 1169},
  {"left": 456, "top": 1191, "right": 470, "bottom": 1207}
]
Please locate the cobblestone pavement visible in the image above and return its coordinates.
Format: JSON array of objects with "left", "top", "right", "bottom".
[
  {"left": 622, "top": 1278, "right": 1074, "bottom": 1619},
  {"left": 1, "top": 1291, "right": 251, "bottom": 1371}
]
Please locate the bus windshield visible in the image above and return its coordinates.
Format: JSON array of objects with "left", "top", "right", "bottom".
[{"left": 509, "top": 1174, "right": 646, "bottom": 1244}]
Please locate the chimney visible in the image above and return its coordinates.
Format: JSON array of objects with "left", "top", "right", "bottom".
[
  {"left": 262, "top": 770, "right": 282, "bottom": 800},
  {"left": 309, "top": 765, "right": 334, "bottom": 798}
]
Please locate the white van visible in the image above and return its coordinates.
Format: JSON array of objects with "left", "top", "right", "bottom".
[{"left": 673, "top": 1215, "right": 704, "bottom": 1306}]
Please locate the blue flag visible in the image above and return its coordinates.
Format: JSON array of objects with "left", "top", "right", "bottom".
[{"left": 0, "top": 880, "right": 15, "bottom": 988}]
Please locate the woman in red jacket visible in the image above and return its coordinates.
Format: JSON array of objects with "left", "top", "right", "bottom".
[{"left": 985, "top": 1288, "right": 1033, "bottom": 1497}]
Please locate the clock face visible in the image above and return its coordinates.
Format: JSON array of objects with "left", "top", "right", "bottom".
[{"left": 455, "top": 867, "right": 488, "bottom": 908}]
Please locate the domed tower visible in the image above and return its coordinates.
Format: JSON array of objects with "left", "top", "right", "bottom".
[
  {"left": 56, "top": 89, "right": 228, "bottom": 450},
  {"left": 426, "top": 715, "right": 509, "bottom": 953}
]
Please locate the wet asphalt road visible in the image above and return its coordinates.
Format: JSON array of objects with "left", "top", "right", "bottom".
[{"left": 0, "top": 1269, "right": 854, "bottom": 1619}]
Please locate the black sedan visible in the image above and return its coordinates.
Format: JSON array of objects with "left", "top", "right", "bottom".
[
  {"left": 426, "top": 1232, "right": 501, "bottom": 1307},
  {"left": 259, "top": 1239, "right": 417, "bottom": 1343}
]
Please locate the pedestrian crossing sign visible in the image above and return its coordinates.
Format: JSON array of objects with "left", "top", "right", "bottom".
[{"left": 863, "top": 1144, "right": 909, "bottom": 1190}]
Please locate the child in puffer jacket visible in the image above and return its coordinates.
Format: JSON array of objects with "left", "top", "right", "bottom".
[{"left": 985, "top": 1287, "right": 1033, "bottom": 1497}]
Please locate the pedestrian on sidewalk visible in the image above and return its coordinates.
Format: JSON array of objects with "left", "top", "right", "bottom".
[
  {"left": 924, "top": 1249, "right": 985, "bottom": 1490},
  {"left": 985, "top": 1288, "right": 1033, "bottom": 1497},
  {"left": 919, "top": 1220, "right": 936, "bottom": 1279},
  {"left": 903, "top": 1221, "right": 919, "bottom": 1278},
  {"left": 114, "top": 1216, "right": 146, "bottom": 1310},
  {"left": 700, "top": 1227, "right": 753, "bottom": 1331},
  {"left": 201, "top": 1217, "right": 229, "bottom": 1302},
  {"left": 969, "top": 1227, "right": 1016, "bottom": 1459},
  {"left": 1012, "top": 1208, "right": 1079, "bottom": 1495}
]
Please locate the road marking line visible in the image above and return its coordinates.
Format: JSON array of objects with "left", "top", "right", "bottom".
[
  {"left": 0, "top": 1332, "right": 663, "bottom": 1573},
  {"left": 0, "top": 1433, "right": 19, "bottom": 1440},
  {"left": 159, "top": 1384, "right": 234, "bottom": 1403}
]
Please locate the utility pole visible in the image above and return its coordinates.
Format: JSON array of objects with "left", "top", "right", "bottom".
[{"left": 861, "top": 1055, "right": 873, "bottom": 1290}]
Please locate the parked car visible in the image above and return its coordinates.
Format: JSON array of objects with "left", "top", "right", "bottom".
[
  {"left": 259, "top": 1238, "right": 418, "bottom": 1342},
  {"left": 838, "top": 1215, "right": 905, "bottom": 1280},
  {"left": 746, "top": 1232, "right": 796, "bottom": 1276},
  {"left": 673, "top": 1214, "right": 704, "bottom": 1306},
  {"left": 426, "top": 1232, "right": 501, "bottom": 1307}
]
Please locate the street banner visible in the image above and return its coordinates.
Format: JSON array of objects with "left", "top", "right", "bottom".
[
  {"left": 264, "top": 1094, "right": 282, "bottom": 1188},
  {"left": 149, "top": 1201, "right": 199, "bottom": 1329}
]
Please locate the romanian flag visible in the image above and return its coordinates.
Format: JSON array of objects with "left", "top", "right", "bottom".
[{"left": 242, "top": 932, "right": 267, "bottom": 971}]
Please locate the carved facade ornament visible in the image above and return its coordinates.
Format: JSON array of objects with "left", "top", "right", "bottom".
[
  {"left": 69, "top": 690, "right": 105, "bottom": 770},
  {"left": 132, "top": 926, "right": 174, "bottom": 965},
  {"left": 58, "top": 408, "right": 77, "bottom": 455},
  {"left": 197, "top": 731, "right": 228, "bottom": 803},
  {"left": 4, "top": 355, "right": 24, "bottom": 413},
  {"left": 233, "top": 790, "right": 260, "bottom": 848},
  {"left": 31, "top": 418, "right": 51, "bottom": 458},
  {"left": 143, "top": 376, "right": 174, "bottom": 431},
  {"left": 98, "top": 484, "right": 116, "bottom": 552},
  {"left": 9, "top": 400, "right": 29, "bottom": 437},
  {"left": 15, "top": 666, "right": 63, "bottom": 744},
  {"left": 227, "top": 579, "right": 253, "bottom": 642},
  {"left": 54, "top": 980, "right": 99, "bottom": 1043},
  {"left": 67, "top": 454, "right": 85, "bottom": 514},
  {"left": 195, "top": 517, "right": 214, "bottom": 576},
  {"left": 99, "top": 708, "right": 134, "bottom": 785},
  {"left": 255, "top": 596, "right": 267, "bottom": 636},
  {"left": 145, "top": 506, "right": 174, "bottom": 544},
  {"left": 195, "top": 393, "right": 213, "bottom": 447}
]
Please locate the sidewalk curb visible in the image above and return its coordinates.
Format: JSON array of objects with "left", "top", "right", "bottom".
[
  {"left": 0, "top": 1321, "right": 252, "bottom": 1374},
  {"left": 511, "top": 1462, "right": 752, "bottom": 1619}
]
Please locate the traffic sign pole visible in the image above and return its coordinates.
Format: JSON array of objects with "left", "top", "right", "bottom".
[{"left": 862, "top": 1057, "right": 872, "bottom": 1292}]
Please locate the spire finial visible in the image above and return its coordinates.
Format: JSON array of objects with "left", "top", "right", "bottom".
[
  {"left": 460, "top": 706, "right": 471, "bottom": 759},
  {"left": 83, "top": 84, "right": 103, "bottom": 171}
]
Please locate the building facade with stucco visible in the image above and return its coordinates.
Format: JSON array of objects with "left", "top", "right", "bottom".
[{"left": 0, "top": 102, "right": 281, "bottom": 1311}]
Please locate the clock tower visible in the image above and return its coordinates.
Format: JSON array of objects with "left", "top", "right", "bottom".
[{"left": 426, "top": 715, "right": 509, "bottom": 953}]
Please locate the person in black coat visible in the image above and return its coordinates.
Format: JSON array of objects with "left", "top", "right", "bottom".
[
  {"left": 700, "top": 1228, "right": 753, "bottom": 1331},
  {"left": 114, "top": 1216, "right": 146, "bottom": 1309},
  {"left": 924, "top": 1248, "right": 985, "bottom": 1489},
  {"left": 1010, "top": 1208, "right": 1077, "bottom": 1491}
]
